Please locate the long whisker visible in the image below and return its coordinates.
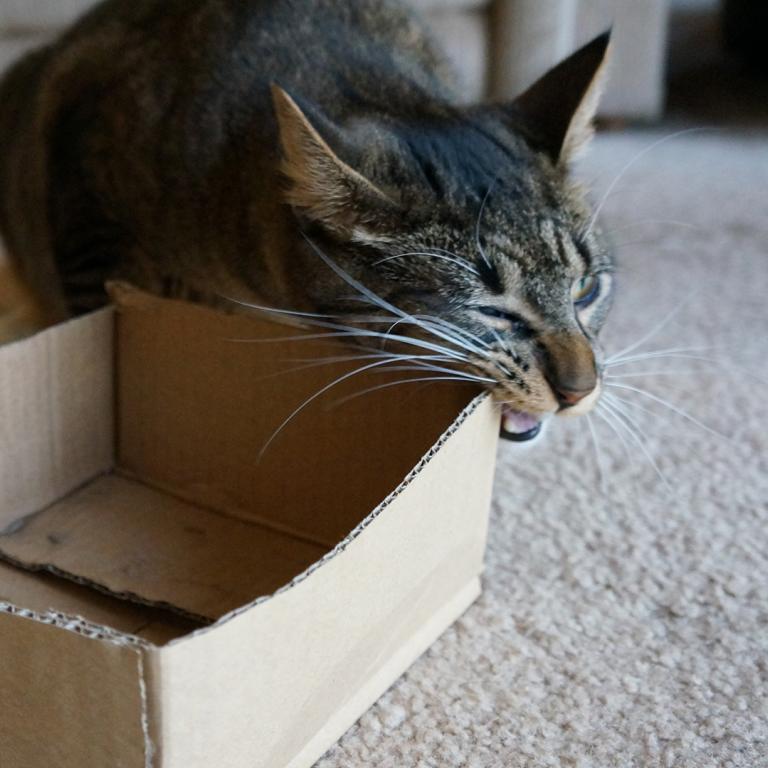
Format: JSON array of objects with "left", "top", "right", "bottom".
[
  {"left": 230, "top": 323, "right": 470, "bottom": 362},
  {"left": 600, "top": 396, "right": 673, "bottom": 493},
  {"left": 414, "top": 314, "right": 493, "bottom": 351},
  {"left": 256, "top": 352, "right": 457, "bottom": 382},
  {"left": 220, "top": 296, "right": 334, "bottom": 320},
  {"left": 605, "top": 382, "right": 731, "bottom": 441},
  {"left": 585, "top": 127, "right": 713, "bottom": 236},
  {"left": 586, "top": 413, "right": 608, "bottom": 492},
  {"left": 303, "top": 234, "right": 486, "bottom": 362},
  {"left": 605, "top": 369, "right": 707, "bottom": 380},
  {"left": 605, "top": 305, "right": 704, "bottom": 364},
  {"left": 606, "top": 344, "right": 718, "bottom": 366},
  {"left": 380, "top": 313, "right": 488, "bottom": 358},
  {"left": 475, "top": 178, "right": 498, "bottom": 268},
  {"left": 605, "top": 350, "right": 767, "bottom": 385},
  {"left": 373, "top": 363, "right": 494, "bottom": 383},
  {"left": 373, "top": 251, "right": 479, "bottom": 277},
  {"left": 330, "top": 375, "right": 485, "bottom": 408},
  {"left": 258, "top": 355, "right": 427, "bottom": 459},
  {"left": 602, "top": 391, "right": 658, "bottom": 421},
  {"left": 595, "top": 404, "right": 633, "bottom": 461}
]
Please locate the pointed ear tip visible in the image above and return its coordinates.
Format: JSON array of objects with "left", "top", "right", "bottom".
[
  {"left": 271, "top": 84, "right": 303, "bottom": 115},
  {"left": 270, "top": 83, "right": 288, "bottom": 103},
  {"left": 592, "top": 28, "right": 613, "bottom": 55}
]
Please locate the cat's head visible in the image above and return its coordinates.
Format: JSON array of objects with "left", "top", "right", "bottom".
[{"left": 273, "top": 33, "right": 613, "bottom": 441}]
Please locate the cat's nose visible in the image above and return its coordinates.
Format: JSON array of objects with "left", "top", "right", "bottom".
[
  {"left": 539, "top": 331, "right": 598, "bottom": 409},
  {"left": 554, "top": 385, "right": 594, "bottom": 407}
]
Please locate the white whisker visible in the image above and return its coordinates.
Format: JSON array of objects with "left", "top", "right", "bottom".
[
  {"left": 373, "top": 251, "right": 479, "bottom": 277},
  {"left": 606, "top": 345, "right": 717, "bottom": 366},
  {"left": 257, "top": 352, "right": 456, "bottom": 381},
  {"left": 600, "top": 396, "right": 673, "bottom": 493},
  {"left": 258, "top": 354, "right": 428, "bottom": 459},
  {"left": 595, "top": 404, "right": 633, "bottom": 461},
  {"left": 605, "top": 306, "right": 705, "bottom": 364},
  {"left": 586, "top": 413, "right": 608, "bottom": 492},
  {"left": 605, "top": 369, "right": 706, "bottom": 380},
  {"left": 475, "top": 178, "right": 498, "bottom": 268},
  {"left": 375, "top": 362, "right": 494, "bottom": 383},
  {"left": 303, "top": 234, "right": 489, "bottom": 362},
  {"left": 585, "top": 127, "right": 713, "bottom": 237},
  {"left": 330, "top": 375, "right": 484, "bottom": 408},
  {"left": 220, "top": 296, "right": 334, "bottom": 320},
  {"left": 605, "top": 382, "right": 731, "bottom": 441}
]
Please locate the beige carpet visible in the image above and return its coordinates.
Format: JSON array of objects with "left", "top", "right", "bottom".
[{"left": 317, "top": 130, "right": 768, "bottom": 767}]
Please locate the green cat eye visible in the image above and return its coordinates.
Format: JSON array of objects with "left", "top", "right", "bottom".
[{"left": 572, "top": 274, "right": 600, "bottom": 307}]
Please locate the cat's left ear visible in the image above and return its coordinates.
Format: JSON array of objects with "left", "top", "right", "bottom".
[
  {"left": 508, "top": 31, "right": 612, "bottom": 165},
  {"left": 271, "top": 85, "right": 397, "bottom": 238}
]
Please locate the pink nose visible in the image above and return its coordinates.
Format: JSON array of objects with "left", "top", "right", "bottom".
[{"left": 555, "top": 387, "right": 593, "bottom": 407}]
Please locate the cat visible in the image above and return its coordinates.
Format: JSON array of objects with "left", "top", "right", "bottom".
[{"left": 0, "top": 0, "right": 614, "bottom": 441}]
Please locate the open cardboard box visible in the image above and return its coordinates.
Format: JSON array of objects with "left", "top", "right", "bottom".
[{"left": 0, "top": 285, "right": 499, "bottom": 768}]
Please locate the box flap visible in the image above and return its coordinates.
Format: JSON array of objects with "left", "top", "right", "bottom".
[{"left": 0, "top": 308, "right": 114, "bottom": 528}]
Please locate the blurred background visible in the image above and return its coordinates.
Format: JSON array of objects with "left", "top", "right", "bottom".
[{"left": 1, "top": 0, "right": 765, "bottom": 119}]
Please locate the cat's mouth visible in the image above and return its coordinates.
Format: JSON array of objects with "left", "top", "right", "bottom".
[{"left": 500, "top": 406, "right": 545, "bottom": 442}]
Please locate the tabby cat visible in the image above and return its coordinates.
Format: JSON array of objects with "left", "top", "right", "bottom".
[{"left": 0, "top": 0, "right": 614, "bottom": 441}]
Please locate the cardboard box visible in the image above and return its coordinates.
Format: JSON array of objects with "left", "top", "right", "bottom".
[{"left": 0, "top": 285, "right": 499, "bottom": 768}]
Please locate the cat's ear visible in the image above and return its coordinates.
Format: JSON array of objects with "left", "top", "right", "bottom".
[
  {"left": 510, "top": 31, "right": 611, "bottom": 165},
  {"left": 271, "top": 85, "right": 396, "bottom": 238}
]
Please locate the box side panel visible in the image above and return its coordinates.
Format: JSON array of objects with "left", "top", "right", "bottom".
[
  {"left": 114, "top": 286, "right": 478, "bottom": 546},
  {"left": 154, "top": 397, "right": 499, "bottom": 768},
  {"left": 286, "top": 576, "right": 482, "bottom": 768},
  {"left": 0, "top": 612, "right": 149, "bottom": 768},
  {"left": 0, "top": 309, "right": 114, "bottom": 529}
]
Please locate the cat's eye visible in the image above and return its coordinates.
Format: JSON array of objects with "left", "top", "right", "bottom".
[
  {"left": 572, "top": 274, "right": 601, "bottom": 307},
  {"left": 474, "top": 306, "right": 532, "bottom": 336}
]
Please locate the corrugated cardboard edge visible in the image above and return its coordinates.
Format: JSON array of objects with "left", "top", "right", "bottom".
[
  {"left": 0, "top": 549, "right": 213, "bottom": 624},
  {"left": 171, "top": 391, "right": 492, "bottom": 646},
  {"left": 0, "top": 600, "right": 145, "bottom": 646}
]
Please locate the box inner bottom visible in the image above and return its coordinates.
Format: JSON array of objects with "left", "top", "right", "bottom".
[{"left": 0, "top": 472, "right": 333, "bottom": 631}]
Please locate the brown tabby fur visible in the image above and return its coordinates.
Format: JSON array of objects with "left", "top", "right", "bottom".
[{"left": 0, "top": 0, "right": 614, "bottom": 424}]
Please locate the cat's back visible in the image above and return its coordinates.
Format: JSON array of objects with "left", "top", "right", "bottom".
[
  {"left": 7, "top": 0, "right": 453, "bottom": 124},
  {"left": 0, "top": 0, "right": 455, "bottom": 319}
]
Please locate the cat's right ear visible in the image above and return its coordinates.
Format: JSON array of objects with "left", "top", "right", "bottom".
[
  {"left": 271, "top": 85, "right": 396, "bottom": 238},
  {"left": 506, "top": 31, "right": 612, "bottom": 166}
]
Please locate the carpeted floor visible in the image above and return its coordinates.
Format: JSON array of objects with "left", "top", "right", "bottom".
[{"left": 317, "top": 130, "right": 768, "bottom": 767}]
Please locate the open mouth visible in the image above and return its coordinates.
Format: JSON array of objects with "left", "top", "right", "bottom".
[{"left": 500, "top": 406, "right": 544, "bottom": 442}]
